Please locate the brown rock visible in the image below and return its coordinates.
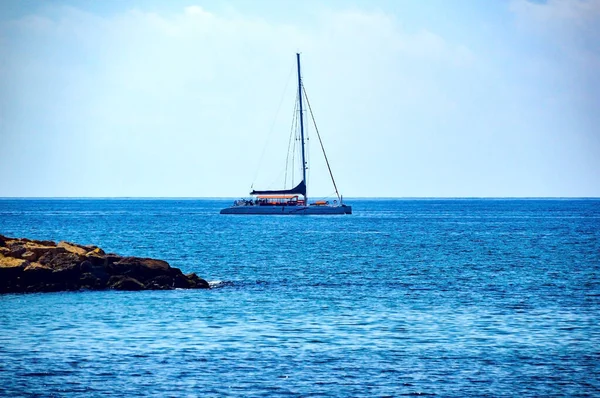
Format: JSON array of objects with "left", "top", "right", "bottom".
[
  {"left": 86, "top": 247, "right": 106, "bottom": 256},
  {"left": 26, "top": 239, "right": 57, "bottom": 247},
  {"left": 82, "top": 260, "right": 109, "bottom": 284},
  {"left": 173, "top": 272, "right": 209, "bottom": 289},
  {"left": 57, "top": 241, "right": 89, "bottom": 257},
  {"left": 0, "top": 236, "right": 209, "bottom": 293},
  {"left": 80, "top": 260, "right": 93, "bottom": 273},
  {"left": 22, "top": 251, "right": 38, "bottom": 261},
  {"left": 0, "top": 254, "right": 28, "bottom": 270},
  {"left": 109, "top": 275, "right": 145, "bottom": 291},
  {"left": 24, "top": 244, "right": 66, "bottom": 260},
  {"left": 5, "top": 240, "right": 22, "bottom": 249},
  {"left": 23, "top": 262, "right": 50, "bottom": 272},
  {"left": 39, "top": 251, "right": 81, "bottom": 268},
  {"left": 168, "top": 266, "right": 184, "bottom": 277},
  {"left": 85, "top": 253, "right": 106, "bottom": 267},
  {"left": 22, "top": 262, "right": 53, "bottom": 285},
  {"left": 108, "top": 257, "right": 171, "bottom": 282},
  {"left": 125, "top": 257, "right": 170, "bottom": 271},
  {"left": 51, "top": 264, "right": 81, "bottom": 283},
  {"left": 0, "top": 255, "right": 28, "bottom": 292},
  {"left": 7, "top": 245, "right": 26, "bottom": 258},
  {"left": 26, "top": 282, "right": 77, "bottom": 293},
  {"left": 105, "top": 254, "right": 120, "bottom": 265},
  {"left": 173, "top": 273, "right": 192, "bottom": 288},
  {"left": 186, "top": 273, "right": 210, "bottom": 289},
  {"left": 145, "top": 275, "right": 174, "bottom": 290},
  {"left": 79, "top": 273, "right": 104, "bottom": 289}
]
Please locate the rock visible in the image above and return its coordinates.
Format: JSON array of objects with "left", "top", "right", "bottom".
[
  {"left": 0, "top": 235, "right": 209, "bottom": 293},
  {"left": 23, "top": 262, "right": 49, "bottom": 272},
  {"left": 173, "top": 273, "right": 192, "bottom": 288},
  {"left": 7, "top": 245, "right": 26, "bottom": 258},
  {"left": 173, "top": 272, "right": 210, "bottom": 289},
  {"left": 0, "top": 255, "right": 28, "bottom": 293},
  {"left": 51, "top": 262, "right": 81, "bottom": 284},
  {"left": 25, "top": 239, "right": 57, "bottom": 247},
  {"left": 22, "top": 251, "right": 37, "bottom": 261},
  {"left": 86, "top": 247, "right": 105, "bottom": 256},
  {"left": 145, "top": 275, "right": 174, "bottom": 290},
  {"left": 79, "top": 273, "right": 104, "bottom": 290},
  {"left": 108, "top": 257, "right": 171, "bottom": 282},
  {"left": 0, "top": 254, "right": 27, "bottom": 269},
  {"left": 105, "top": 254, "right": 121, "bottom": 266},
  {"left": 24, "top": 244, "right": 66, "bottom": 261},
  {"left": 39, "top": 251, "right": 81, "bottom": 268},
  {"left": 186, "top": 273, "right": 210, "bottom": 289},
  {"left": 0, "top": 255, "right": 28, "bottom": 288},
  {"left": 109, "top": 275, "right": 145, "bottom": 291},
  {"left": 57, "top": 241, "right": 89, "bottom": 256},
  {"left": 37, "top": 240, "right": 57, "bottom": 246},
  {"left": 89, "top": 266, "right": 109, "bottom": 284},
  {"left": 22, "top": 262, "right": 53, "bottom": 286},
  {"left": 80, "top": 260, "right": 93, "bottom": 272},
  {"left": 83, "top": 255, "right": 115, "bottom": 283},
  {"left": 85, "top": 253, "right": 106, "bottom": 267},
  {"left": 26, "top": 282, "right": 77, "bottom": 293},
  {"left": 5, "top": 240, "right": 23, "bottom": 249}
]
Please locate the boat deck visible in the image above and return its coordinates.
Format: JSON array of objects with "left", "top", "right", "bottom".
[{"left": 220, "top": 205, "right": 352, "bottom": 215}]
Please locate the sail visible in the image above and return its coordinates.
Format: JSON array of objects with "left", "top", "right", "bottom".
[{"left": 250, "top": 180, "right": 306, "bottom": 196}]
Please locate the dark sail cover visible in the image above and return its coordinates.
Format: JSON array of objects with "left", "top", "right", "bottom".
[{"left": 250, "top": 180, "right": 306, "bottom": 196}]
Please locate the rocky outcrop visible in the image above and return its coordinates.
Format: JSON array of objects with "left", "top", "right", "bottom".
[{"left": 0, "top": 235, "right": 209, "bottom": 293}]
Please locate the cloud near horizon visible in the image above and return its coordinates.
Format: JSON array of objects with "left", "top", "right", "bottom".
[{"left": 0, "top": 1, "right": 598, "bottom": 197}]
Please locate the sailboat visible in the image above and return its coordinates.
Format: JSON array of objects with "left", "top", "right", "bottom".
[{"left": 220, "top": 53, "right": 352, "bottom": 215}]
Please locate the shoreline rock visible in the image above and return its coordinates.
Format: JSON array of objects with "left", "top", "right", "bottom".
[{"left": 0, "top": 234, "right": 209, "bottom": 293}]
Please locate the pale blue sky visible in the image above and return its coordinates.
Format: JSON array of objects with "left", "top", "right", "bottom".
[{"left": 1, "top": 0, "right": 598, "bottom": 197}]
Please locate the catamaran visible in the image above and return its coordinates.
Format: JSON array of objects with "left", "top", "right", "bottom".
[{"left": 220, "top": 53, "right": 351, "bottom": 215}]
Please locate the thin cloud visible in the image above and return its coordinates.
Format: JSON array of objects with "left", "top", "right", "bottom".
[{"left": 0, "top": 3, "right": 597, "bottom": 196}]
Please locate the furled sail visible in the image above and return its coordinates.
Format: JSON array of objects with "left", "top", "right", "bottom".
[{"left": 250, "top": 180, "right": 306, "bottom": 196}]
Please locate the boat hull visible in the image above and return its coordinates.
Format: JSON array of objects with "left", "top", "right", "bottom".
[{"left": 220, "top": 205, "right": 352, "bottom": 215}]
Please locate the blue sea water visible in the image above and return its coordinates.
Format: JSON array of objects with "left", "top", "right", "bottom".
[{"left": 0, "top": 198, "right": 599, "bottom": 397}]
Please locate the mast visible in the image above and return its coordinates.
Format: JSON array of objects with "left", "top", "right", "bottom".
[{"left": 296, "top": 52, "right": 307, "bottom": 203}]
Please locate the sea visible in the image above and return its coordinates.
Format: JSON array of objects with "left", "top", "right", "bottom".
[{"left": 0, "top": 198, "right": 599, "bottom": 397}]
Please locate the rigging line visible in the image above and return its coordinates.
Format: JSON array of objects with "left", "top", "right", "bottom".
[
  {"left": 297, "top": 92, "right": 305, "bottom": 185},
  {"left": 311, "top": 192, "right": 337, "bottom": 202},
  {"left": 302, "top": 84, "right": 310, "bottom": 185},
  {"left": 251, "top": 62, "right": 296, "bottom": 189},
  {"left": 284, "top": 97, "right": 299, "bottom": 188},
  {"left": 305, "top": 105, "right": 310, "bottom": 188},
  {"left": 302, "top": 84, "right": 341, "bottom": 202},
  {"left": 292, "top": 101, "right": 298, "bottom": 185},
  {"left": 265, "top": 164, "right": 288, "bottom": 191}
]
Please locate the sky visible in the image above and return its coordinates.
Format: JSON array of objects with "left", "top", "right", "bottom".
[{"left": 0, "top": 0, "right": 598, "bottom": 198}]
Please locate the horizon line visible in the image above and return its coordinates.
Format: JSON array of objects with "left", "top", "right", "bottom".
[{"left": 0, "top": 196, "right": 599, "bottom": 200}]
